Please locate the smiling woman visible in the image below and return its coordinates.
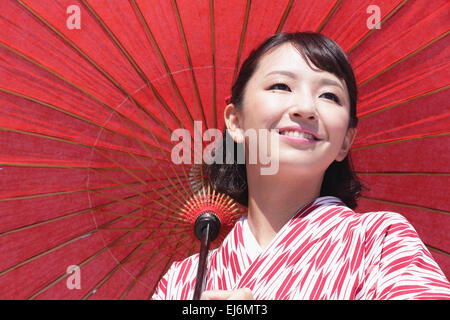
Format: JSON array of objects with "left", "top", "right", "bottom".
[
  {"left": 152, "top": 32, "right": 450, "bottom": 300},
  {"left": 210, "top": 32, "right": 362, "bottom": 209}
]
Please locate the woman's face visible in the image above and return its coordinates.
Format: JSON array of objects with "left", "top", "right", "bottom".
[{"left": 225, "top": 42, "right": 356, "bottom": 176}]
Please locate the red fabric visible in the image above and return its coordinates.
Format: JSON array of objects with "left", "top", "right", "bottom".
[{"left": 0, "top": 0, "right": 448, "bottom": 299}]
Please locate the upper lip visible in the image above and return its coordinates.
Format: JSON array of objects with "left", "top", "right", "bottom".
[{"left": 277, "top": 126, "right": 322, "bottom": 140}]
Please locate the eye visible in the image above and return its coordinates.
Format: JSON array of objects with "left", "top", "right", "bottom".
[
  {"left": 320, "top": 92, "right": 341, "bottom": 104},
  {"left": 269, "top": 83, "right": 291, "bottom": 92}
]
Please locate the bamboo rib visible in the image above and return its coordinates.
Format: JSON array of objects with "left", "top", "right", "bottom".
[
  {"left": 0, "top": 87, "right": 169, "bottom": 156},
  {"left": 139, "top": 113, "right": 194, "bottom": 204},
  {"left": 80, "top": 0, "right": 186, "bottom": 133},
  {"left": 355, "top": 171, "right": 450, "bottom": 177},
  {"left": 118, "top": 233, "right": 190, "bottom": 299},
  {"left": 0, "top": 177, "right": 189, "bottom": 239},
  {"left": 0, "top": 208, "right": 129, "bottom": 279},
  {"left": 172, "top": 0, "right": 209, "bottom": 131},
  {"left": 111, "top": 114, "right": 191, "bottom": 209},
  {"left": 91, "top": 165, "right": 187, "bottom": 213},
  {"left": 352, "top": 131, "right": 449, "bottom": 151},
  {"left": 147, "top": 241, "right": 197, "bottom": 299},
  {"left": 0, "top": 40, "right": 173, "bottom": 151},
  {"left": 27, "top": 222, "right": 135, "bottom": 300},
  {"left": 358, "top": 86, "right": 449, "bottom": 119},
  {"left": 15, "top": 0, "right": 178, "bottom": 148},
  {"left": 28, "top": 201, "right": 193, "bottom": 299},
  {"left": 346, "top": 0, "right": 408, "bottom": 54},
  {"left": 81, "top": 221, "right": 150, "bottom": 300},
  {"left": 359, "top": 196, "right": 449, "bottom": 215},
  {"left": 275, "top": 0, "right": 294, "bottom": 33},
  {"left": 0, "top": 125, "right": 165, "bottom": 166},
  {"left": 316, "top": 0, "right": 342, "bottom": 33},
  {"left": 358, "top": 31, "right": 450, "bottom": 88},
  {"left": 233, "top": 0, "right": 251, "bottom": 83},
  {"left": 129, "top": 0, "right": 196, "bottom": 128},
  {"left": 82, "top": 211, "right": 197, "bottom": 299},
  {"left": 426, "top": 245, "right": 450, "bottom": 257},
  {"left": 209, "top": 0, "right": 217, "bottom": 129}
]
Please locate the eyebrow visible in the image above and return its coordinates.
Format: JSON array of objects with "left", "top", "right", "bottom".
[
  {"left": 266, "top": 70, "right": 345, "bottom": 90},
  {"left": 265, "top": 70, "right": 298, "bottom": 79},
  {"left": 319, "top": 78, "right": 345, "bottom": 91}
]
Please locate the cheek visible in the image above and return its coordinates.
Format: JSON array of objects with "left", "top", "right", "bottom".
[
  {"left": 320, "top": 108, "right": 350, "bottom": 140},
  {"left": 242, "top": 100, "right": 283, "bottom": 130}
]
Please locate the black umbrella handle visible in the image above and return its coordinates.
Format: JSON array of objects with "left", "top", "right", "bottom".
[{"left": 193, "top": 213, "right": 221, "bottom": 300}]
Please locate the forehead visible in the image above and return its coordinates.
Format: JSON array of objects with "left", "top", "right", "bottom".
[{"left": 253, "top": 42, "right": 342, "bottom": 83}]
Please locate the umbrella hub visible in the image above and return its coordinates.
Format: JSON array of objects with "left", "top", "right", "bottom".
[{"left": 194, "top": 212, "right": 221, "bottom": 242}]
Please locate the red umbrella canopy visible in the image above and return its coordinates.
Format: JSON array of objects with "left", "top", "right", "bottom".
[{"left": 0, "top": 0, "right": 449, "bottom": 299}]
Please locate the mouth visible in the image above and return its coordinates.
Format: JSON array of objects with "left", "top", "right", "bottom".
[{"left": 277, "top": 126, "right": 322, "bottom": 142}]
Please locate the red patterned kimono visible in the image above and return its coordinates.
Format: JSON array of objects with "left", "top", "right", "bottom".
[{"left": 152, "top": 196, "right": 450, "bottom": 300}]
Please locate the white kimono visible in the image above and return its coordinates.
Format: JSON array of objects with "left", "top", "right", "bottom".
[{"left": 152, "top": 196, "right": 450, "bottom": 299}]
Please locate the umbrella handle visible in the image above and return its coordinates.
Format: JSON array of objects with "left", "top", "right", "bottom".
[{"left": 193, "top": 213, "right": 221, "bottom": 300}]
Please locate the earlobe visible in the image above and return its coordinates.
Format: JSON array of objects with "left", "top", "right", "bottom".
[
  {"left": 336, "top": 127, "right": 357, "bottom": 162},
  {"left": 224, "top": 103, "right": 244, "bottom": 143}
]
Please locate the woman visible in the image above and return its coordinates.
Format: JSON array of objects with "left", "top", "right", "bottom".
[{"left": 153, "top": 32, "right": 450, "bottom": 300}]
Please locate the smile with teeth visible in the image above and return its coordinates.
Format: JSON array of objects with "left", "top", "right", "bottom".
[{"left": 279, "top": 130, "right": 316, "bottom": 140}]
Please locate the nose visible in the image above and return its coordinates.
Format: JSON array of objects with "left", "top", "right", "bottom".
[{"left": 287, "top": 91, "right": 317, "bottom": 121}]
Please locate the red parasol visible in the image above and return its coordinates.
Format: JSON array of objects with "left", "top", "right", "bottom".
[{"left": 0, "top": 0, "right": 448, "bottom": 299}]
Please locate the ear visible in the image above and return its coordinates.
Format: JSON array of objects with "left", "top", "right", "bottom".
[
  {"left": 224, "top": 103, "right": 245, "bottom": 143},
  {"left": 335, "top": 127, "right": 357, "bottom": 162}
]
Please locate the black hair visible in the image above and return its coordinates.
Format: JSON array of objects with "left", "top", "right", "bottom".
[{"left": 207, "top": 32, "right": 368, "bottom": 209}]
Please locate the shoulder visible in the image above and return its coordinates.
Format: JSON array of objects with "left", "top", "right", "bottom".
[{"left": 357, "top": 210, "right": 417, "bottom": 240}]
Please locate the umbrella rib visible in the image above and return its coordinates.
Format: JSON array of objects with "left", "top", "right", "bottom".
[
  {"left": 118, "top": 232, "right": 191, "bottom": 299},
  {"left": 111, "top": 114, "right": 192, "bottom": 208},
  {"left": 346, "top": 0, "right": 408, "bottom": 55},
  {"left": 352, "top": 131, "right": 449, "bottom": 151},
  {"left": 358, "top": 30, "right": 450, "bottom": 88},
  {"left": 315, "top": 0, "right": 342, "bottom": 33},
  {"left": 91, "top": 153, "right": 190, "bottom": 212},
  {"left": 0, "top": 193, "right": 143, "bottom": 239},
  {"left": 94, "top": 179, "right": 192, "bottom": 221},
  {"left": 25, "top": 201, "right": 189, "bottom": 299},
  {"left": 0, "top": 40, "right": 173, "bottom": 149},
  {"left": 0, "top": 161, "right": 147, "bottom": 171},
  {"left": 126, "top": 2, "right": 201, "bottom": 201},
  {"left": 29, "top": 219, "right": 147, "bottom": 300},
  {"left": 110, "top": 230, "right": 190, "bottom": 249},
  {"left": 358, "top": 85, "right": 449, "bottom": 119},
  {"left": 0, "top": 180, "right": 187, "bottom": 240},
  {"left": 209, "top": 0, "right": 217, "bottom": 129},
  {"left": 148, "top": 241, "right": 198, "bottom": 299},
  {"left": 90, "top": 166, "right": 185, "bottom": 210},
  {"left": 0, "top": 180, "right": 144, "bottom": 203},
  {"left": 0, "top": 125, "right": 171, "bottom": 166},
  {"left": 172, "top": 0, "right": 208, "bottom": 131},
  {"left": 356, "top": 171, "right": 450, "bottom": 177},
  {"left": 15, "top": 0, "right": 177, "bottom": 143},
  {"left": 232, "top": 0, "right": 252, "bottom": 83},
  {"left": 0, "top": 208, "right": 123, "bottom": 281},
  {"left": 425, "top": 245, "right": 449, "bottom": 257},
  {"left": 275, "top": 0, "right": 294, "bottom": 33},
  {"left": 359, "top": 196, "right": 449, "bottom": 215},
  {"left": 0, "top": 87, "right": 172, "bottom": 157},
  {"left": 129, "top": 0, "right": 196, "bottom": 128},
  {"left": 139, "top": 112, "right": 194, "bottom": 203},
  {"left": 79, "top": 0, "right": 185, "bottom": 132},
  {"left": 122, "top": 238, "right": 190, "bottom": 300},
  {"left": 81, "top": 220, "right": 188, "bottom": 300}
]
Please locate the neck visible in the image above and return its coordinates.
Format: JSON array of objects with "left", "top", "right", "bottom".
[{"left": 245, "top": 166, "right": 323, "bottom": 249}]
